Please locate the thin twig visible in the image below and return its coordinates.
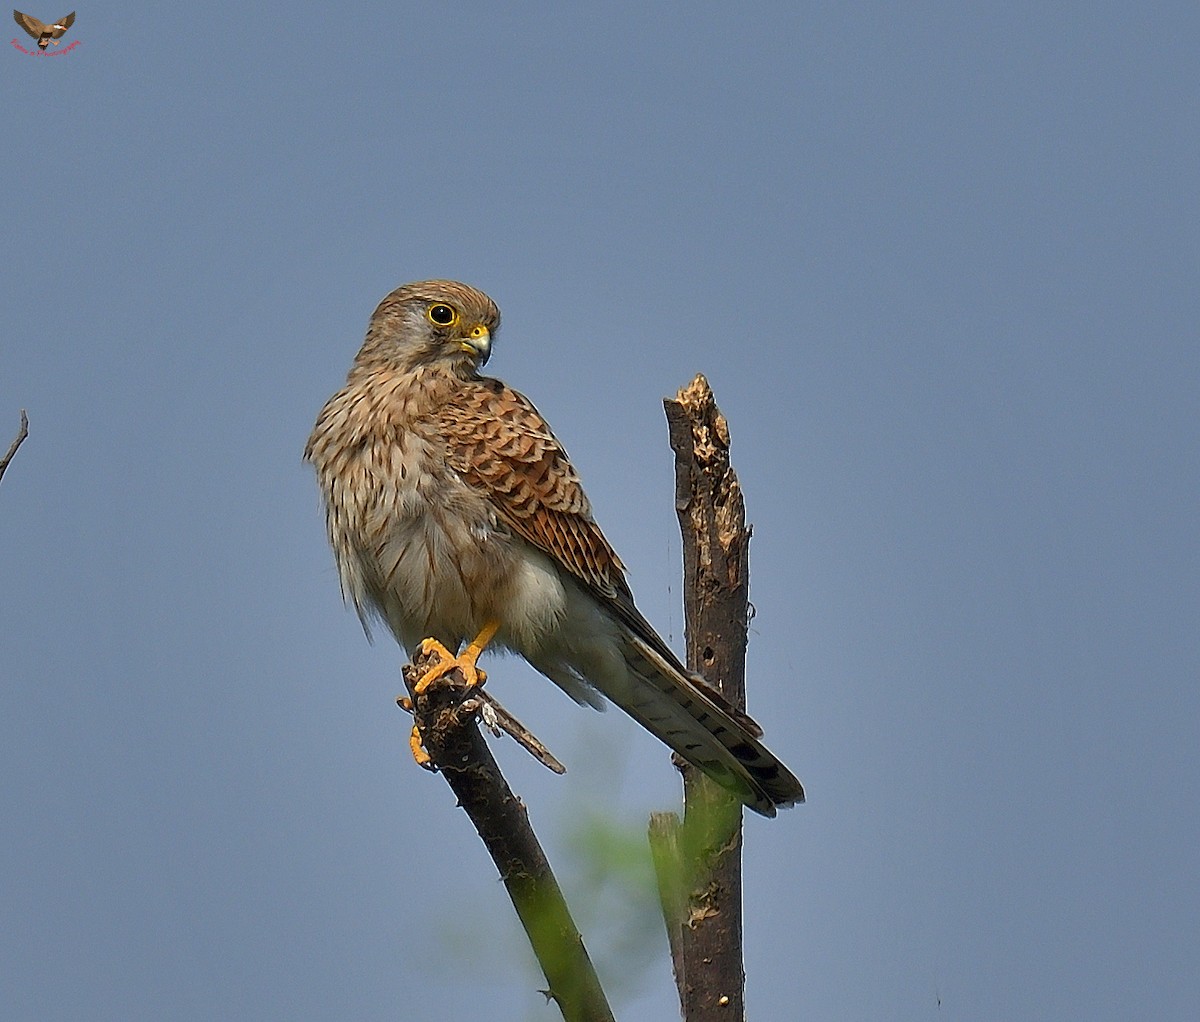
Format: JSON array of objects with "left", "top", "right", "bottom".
[
  {"left": 474, "top": 689, "right": 567, "bottom": 774},
  {"left": 401, "top": 649, "right": 615, "bottom": 1022},
  {"left": 0, "top": 410, "right": 29, "bottom": 486},
  {"left": 398, "top": 685, "right": 566, "bottom": 774}
]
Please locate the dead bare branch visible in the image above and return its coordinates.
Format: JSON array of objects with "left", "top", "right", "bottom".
[
  {"left": 649, "top": 374, "right": 751, "bottom": 1019},
  {"left": 0, "top": 410, "right": 29, "bottom": 486}
]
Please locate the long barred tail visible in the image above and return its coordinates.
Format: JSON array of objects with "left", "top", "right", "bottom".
[{"left": 605, "top": 630, "right": 805, "bottom": 817}]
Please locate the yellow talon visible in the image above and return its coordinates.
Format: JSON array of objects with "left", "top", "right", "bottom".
[
  {"left": 406, "top": 621, "right": 501, "bottom": 769},
  {"left": 409, "top": 724, "right": 435, "bottom": 770},
  {"left": 413, "top": 621, "right": 501, "bottom": 695}
]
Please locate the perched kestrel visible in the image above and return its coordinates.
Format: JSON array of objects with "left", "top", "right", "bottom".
[
  {"left": 305, "top": 281, "right": 803, "bottom": 816},
  {"left": 13, "top": 10, "right": 74, "bottom": 49}
]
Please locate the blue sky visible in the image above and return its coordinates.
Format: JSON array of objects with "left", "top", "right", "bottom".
[{"left": 3, "top": 3, "right": 1197, "bottom": 1019}]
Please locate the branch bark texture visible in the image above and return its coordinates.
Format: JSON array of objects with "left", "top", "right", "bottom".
[
  {"left": 650, "top": 374, "right": 750, "bottom": 1020},
  {"left": 401, "top": 652, "right": 616, "bottom": 1022}
]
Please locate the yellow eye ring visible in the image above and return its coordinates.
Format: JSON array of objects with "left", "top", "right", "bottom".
[{"left": 427, "top": 303, "right": 459, "bottom": 327}]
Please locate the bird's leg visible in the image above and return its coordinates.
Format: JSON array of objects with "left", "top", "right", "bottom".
[
  {"left": 413, "top": 620, "right": 501, "bottom": 695},
  {"left": 405, "top": 621, "right": 500, "bottom": 768}
]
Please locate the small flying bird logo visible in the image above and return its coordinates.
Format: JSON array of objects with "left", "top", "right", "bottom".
[{"left": 13, "top": 10, "right": 75, "bottom": 49}]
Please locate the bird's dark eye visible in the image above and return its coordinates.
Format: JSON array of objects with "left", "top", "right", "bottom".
[{"left": 427, "top": 304, "right": 458, "bottom": 326}]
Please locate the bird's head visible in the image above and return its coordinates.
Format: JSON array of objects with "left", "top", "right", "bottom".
[{"left": 355, "top": 280, "right": 501, "bottom": 376}]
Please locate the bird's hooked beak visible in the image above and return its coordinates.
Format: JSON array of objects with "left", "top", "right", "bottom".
[{"left": 461, "top": 324, "right": 492, "bottom": 366}]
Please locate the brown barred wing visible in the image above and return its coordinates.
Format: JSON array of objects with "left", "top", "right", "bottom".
[{"left": 435, "top": 379, "right": 630, "bottom": 603}]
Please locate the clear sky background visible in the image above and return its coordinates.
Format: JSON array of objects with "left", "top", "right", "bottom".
[{"left": 3, "top": 4, "right": 1197, "bottom": 1020}]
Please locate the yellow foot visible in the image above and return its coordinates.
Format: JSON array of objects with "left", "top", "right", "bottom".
[
  {"left": 409, "top": 724, "right": 436, "bottom": 770},
  {"left": 412, "top": 621, "right": 501, "bottom": 695},
  {"left": 413, "top": 637, "right": 488, "bottom": 694}
]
